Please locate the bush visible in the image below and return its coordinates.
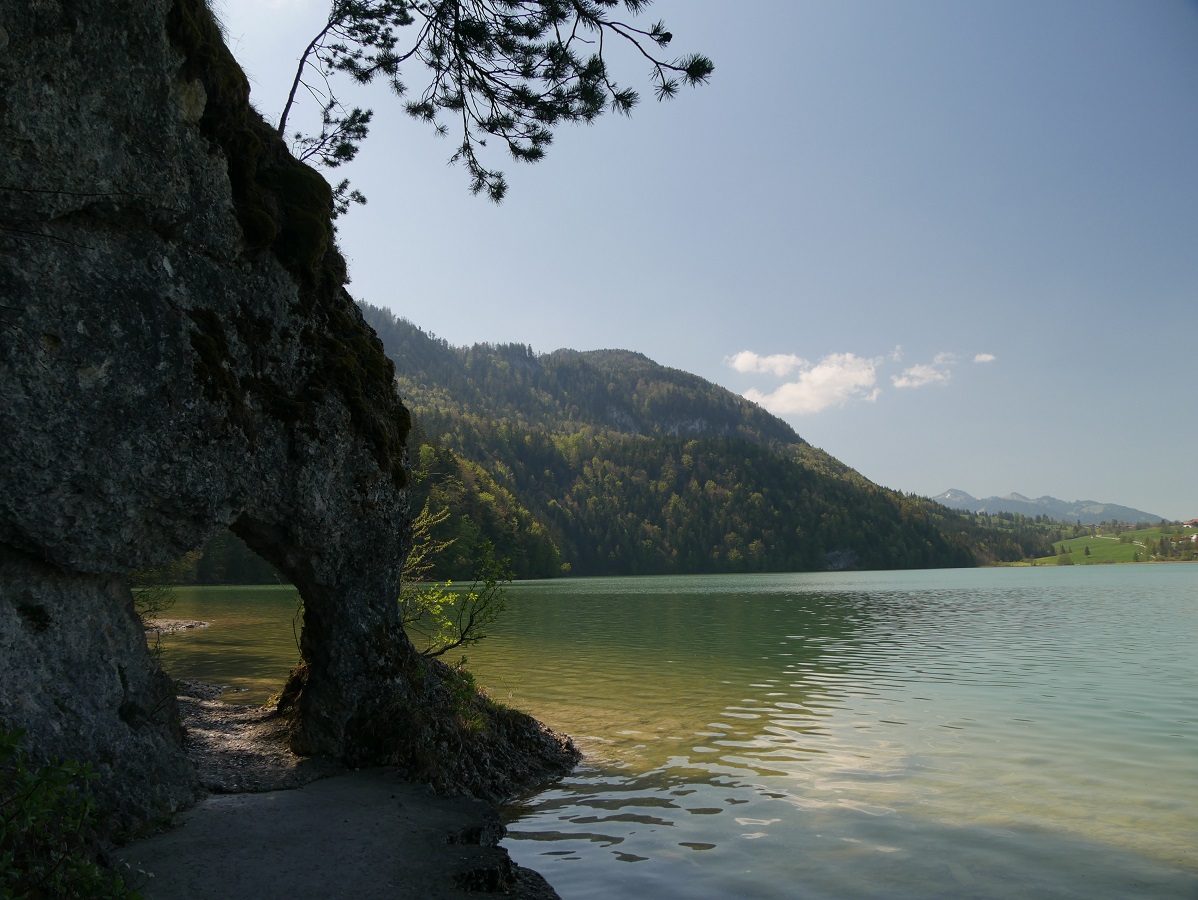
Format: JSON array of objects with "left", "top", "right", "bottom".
[{"left": 0, "top": 729, "right": 138, "bottom": 899}]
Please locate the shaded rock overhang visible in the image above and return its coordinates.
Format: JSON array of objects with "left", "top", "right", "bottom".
[{"left": 0, "top": 0, "right": 575, "bottom": 835}]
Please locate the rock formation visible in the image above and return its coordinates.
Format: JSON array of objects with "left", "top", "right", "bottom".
[{"left": 0, "top": 0, "right": 575, "bottom": 836}]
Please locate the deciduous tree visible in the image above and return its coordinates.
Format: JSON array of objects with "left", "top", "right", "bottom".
[{"left": 400, "top": 497, "right": 513, "bottom": 658}]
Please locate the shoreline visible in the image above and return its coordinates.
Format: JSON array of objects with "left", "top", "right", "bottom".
[
  {"left": 144, "top": 619, "right": 211, "bottom": 635},
  {"left": 116, "top": 681, "right": 563, "bottom": 898}
]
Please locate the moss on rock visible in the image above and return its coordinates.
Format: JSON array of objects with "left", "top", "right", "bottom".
[{"left": 166, "top": 0, "right": 408, "bottom": 486}]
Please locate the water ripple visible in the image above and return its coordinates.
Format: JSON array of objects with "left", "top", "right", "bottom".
[
  {"left": 158, "top": 569, "right": 1198, "bottom": 899},
  {"left": 481, "top": 568, "right": 1198, "bottom": 899}
]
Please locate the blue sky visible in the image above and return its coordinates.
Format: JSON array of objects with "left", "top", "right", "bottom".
[{"left": 215, "top": 0, "right": 1197, "bottom": 521}]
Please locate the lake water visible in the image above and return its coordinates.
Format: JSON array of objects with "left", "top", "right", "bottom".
[{"left": 159, "top": 566, "right": 1198, "bottom": 899}]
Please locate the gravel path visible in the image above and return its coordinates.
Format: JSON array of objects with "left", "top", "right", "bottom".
[
  {"left": 114, "top": 683, "right": 561, "bottom": 899},
  {"left": 174, "top": 680, "right": 344, "bottom": 793}
]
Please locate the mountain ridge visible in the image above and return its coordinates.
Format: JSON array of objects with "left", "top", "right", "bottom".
[
  {"left": 375, "top": 318, "right": 805, "bottom": 448},
  {"left": 934, "top": 489, "right": 1164, "bottom": 524},
  {"left": 363, "top": 305, "right": 1055, "bottom": 575}
]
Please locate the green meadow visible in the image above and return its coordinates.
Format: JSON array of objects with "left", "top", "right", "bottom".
[{"left": 1033, "top": 526, "right": 1197, "bottom": 565}]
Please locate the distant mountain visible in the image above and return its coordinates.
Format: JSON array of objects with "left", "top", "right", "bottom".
[
  {"left": 933, "top": 489, "right": 1164, "bottom": 525},
  {"left": 361, "top": 304, "right": 1056, "bottom": 575}
]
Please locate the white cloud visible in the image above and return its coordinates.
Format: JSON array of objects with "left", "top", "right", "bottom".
[
  {"left": 890, "top": 350, "right": 962, "bottom": 389},
  {"left": 736, "top": 345, "right": 981, "bottom": 413},
  {"left": 891, "top": 363, "right": 952, "bottom": 389},
  {"left": 744, "top": 353, "right": 880, "bottom": 415},
  {"left": 725, "top": 350, "right": 806, "bottom": 377}
]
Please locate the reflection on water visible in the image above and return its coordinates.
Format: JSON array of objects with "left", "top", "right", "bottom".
[
  {"left": 159, "top": 568, "right": 1198, "bottom": 899},
  {"left": 466, "top": 567, "right": 1198, "bottom": 899}
]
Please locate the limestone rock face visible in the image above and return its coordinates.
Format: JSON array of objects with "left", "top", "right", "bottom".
[
  {"left": 0, "top": 550, "right": 195, "bottom": 833},
  {"left": 0, "top": 0, "right": 571, "bottom": 835}
]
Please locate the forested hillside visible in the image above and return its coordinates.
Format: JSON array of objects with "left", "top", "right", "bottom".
[{"left": 360, "top": 304, "right": 1054, "bottom": 578}]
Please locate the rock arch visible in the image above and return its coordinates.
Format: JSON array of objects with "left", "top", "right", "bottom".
[{"left": 0, "top": 0, "right": 572, "bottom": 834}]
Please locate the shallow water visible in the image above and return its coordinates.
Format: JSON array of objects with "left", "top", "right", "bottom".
[
  {"left": 156, "top": 584, "right": 302, "bottom": 704},
  {"left": 160, "top": 566, "right": 1198, "bottom": 898}
]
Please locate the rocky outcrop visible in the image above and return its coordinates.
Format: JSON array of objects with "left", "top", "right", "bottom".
[
  {"left": 0, "top": 551, "right": 194, "bottom": 834},
  {"left": 0, "top": 0, "right": 574, "bottom": 836}
]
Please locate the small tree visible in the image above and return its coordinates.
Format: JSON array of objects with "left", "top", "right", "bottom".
[
  {"left": 277, "top": 0, "right": 714, "bottom": 205},
  {"left": 399, "top": 499, "right": 512, "bottom": 658}
]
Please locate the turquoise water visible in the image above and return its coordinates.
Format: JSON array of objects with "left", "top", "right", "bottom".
[
  {"left": 465, "top": 566, "right": 1198, "bottom": 899},
  {"left": 160, "top": 566, "right": 1198, "bottom": 898}
]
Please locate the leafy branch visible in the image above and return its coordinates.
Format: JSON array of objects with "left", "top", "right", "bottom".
[
  {"left": 279, "top": 0, "right": 713, "bottom": 204},
  {"left": 0, "top": 730, "right": 137, "bottom": 898},
  {"left": 399, "top": 499, "right": 511, "bottom": 658}
]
